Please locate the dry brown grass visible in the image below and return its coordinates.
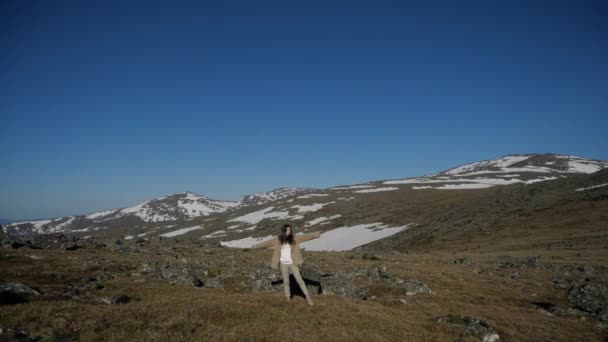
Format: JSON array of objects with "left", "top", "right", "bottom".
[{"left": 1, "top": 245, "right": 607, "bottom": 341}]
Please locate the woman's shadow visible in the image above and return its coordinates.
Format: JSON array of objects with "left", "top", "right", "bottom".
[{"left": 271, "top": 274, "right": 322, "bottom": 298}]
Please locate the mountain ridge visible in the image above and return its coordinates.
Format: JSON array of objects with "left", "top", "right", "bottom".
[{"left": 3, "top": 153, "right": 607, "bottom": 242}]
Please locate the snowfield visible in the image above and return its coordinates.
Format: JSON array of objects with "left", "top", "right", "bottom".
[
  {"left": 384, "top": 175, "right": 560, "bottom": 189},
  {"left": 219, "top": 223, "right": 414, "bottom": 251},
  {"left": 159, "top": 225, "right": 203, "bottom": 237},
  {"left": 290, "top": 202, "right": 335, "bottom": 213},
  {"left": 86, "top": 209, "right": 118, "bottom": 219},
  {"left": 432, "top": 183, "right": 495, "bottom": 190},
  {"left": 219, "top": 235, "right": 275, "bottom": 248},
  {"left": 300, "top": 222, "right": 415, "bottom": 251},
  {"left": 330, "top": 185, "right": 375, "bottom": 190},
  {"left": 296, "top": 193, "right": 329, "bottom": 199},
  {"left": 305, "top": 214, "right": 342, "bottom": 226},
  {"left": 354, "top": 187, "right": 399, "bottom": 193},
  {"left": 227, "top": 206, "right": 290, "bottom": 224}
]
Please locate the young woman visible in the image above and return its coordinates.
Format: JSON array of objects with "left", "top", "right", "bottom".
[{"left": 252, "top": 223, "right": 321, "bottom": 305}]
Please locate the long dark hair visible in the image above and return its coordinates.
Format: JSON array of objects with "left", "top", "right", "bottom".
[{"left": 279, "top": 223, "right": 295, "bottom": 245}]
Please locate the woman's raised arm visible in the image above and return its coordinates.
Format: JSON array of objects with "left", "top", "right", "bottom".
[
  {"left": 296, "top": 231, "right": 322, "bottom": 243},
  {"left": 251, "top": 237, "right": 275, "bottom": 249}
]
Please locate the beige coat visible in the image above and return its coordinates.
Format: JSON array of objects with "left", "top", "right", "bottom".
[{"left": 252, "top": 232, "right": 321, "bottom": 270}]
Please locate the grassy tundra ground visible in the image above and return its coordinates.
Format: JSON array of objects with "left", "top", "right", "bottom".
[
  {"left": 2, "top": 171, "right": 607, "bottom": 341},
  {"left": 1, "top": 244, "right": 606, "bottom": 341}
]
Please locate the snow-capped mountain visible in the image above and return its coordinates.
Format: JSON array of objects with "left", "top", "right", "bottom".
[
  {"left": 381, "top": 153, "right": 608, "bottom": 190},
  {"left": 2, "top": 188, "right": 317, "bottom": 237},
  {"left": 436, "top": 154, "right": 607, "bottom": 176},
  {"left": 3, "top": 153, "right": 606, "bottom": 240},
  {"left": 237, "top": 187, "right": 316, "bottom": 207},
  {"left": 84, "top": 192, "right": 240, "bottom": 223}
]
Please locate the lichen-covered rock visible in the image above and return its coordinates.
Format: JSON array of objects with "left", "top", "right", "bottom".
[
  {"left": 101, "top": 294, "right": 131, "bottom": 304},
  {"left": 496, "top": 255, "right": 541, "bottom": 269},
  {"left": 452, "top": 257, "right": 473, "bottom": 265},
  {"left": 315, "top": 270, "right": 369, "bottom": 299},
  {"left": 0, "top": 282, "right": 41, "bottom": 304},
  {"left": 436, "top": 314, "right": 500, "bottom": 341},
  {"left": 368, "top": 265, "right": 432, "bottom": 296},
  {"left": 398, "top": 279, "right": 432, "bottom": 296},
  {"left": 567, "top": 277, "right": 608, "bottom": 321}
]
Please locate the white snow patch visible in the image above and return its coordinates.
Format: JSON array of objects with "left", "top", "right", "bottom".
[
  {"left": 445, "top": 156, "right": 531, "bottom": 175},
  {"left": 575, "top": 183, "right": 608, "bottom": 192},
  {"left": 296, "top": 193, "right": 329, "bottom": 199},
  {"left": 219, "top": 235, "right": 275, "bottom": 248},
  {"left": 291, "top": 202, "right": 335, "bottom": 213},
  {"left": 394, "top": 175, "right": 561, "bottom": 189},
  {"left": 433, "top": 183, "right": 495, "bottom": 190},
  {"left": 86, "top": 209, "right": 118, "bottom": 219},
  {"left": 177, "top": 193, "right": 239, "bottom": 218},
  {"left": 9, "top": 220, "right": 52, "bottom": 229},
  {"left": 567, "top": 160, "right": 607, "bottom": 173},
  {"left": 330, "top": 185, "right": 375, "bottom": 190},
  {"left": 354, "top": 187, "right": 399, "bottom": 193},
  {"left": 306, "top": 214, "right": 342, "bottom": 226},
  {"left": 200, "top": 230, "right": 227, "bottom": 239},
  {"left": 124, "top": 235, "right": 134, "bottom": 240},
  {"left": 160, "top": 225, "right": 203, "bottom": 237},
  {"left": 70, "top": 227, "right": 92, "bottom": 233},
  {"left": 299, "top": 222, "right": 414, "bottom": 251},
  {"left": 228, "top": 206, "right": 296, "bottom": 224},
  {"left": 524, "top": 176, "right": 558, "bottom": 184},
  {"left": 120, "top": 202, "right": 175, "bottom": 222}
]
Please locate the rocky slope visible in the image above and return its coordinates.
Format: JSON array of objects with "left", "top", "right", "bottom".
[{"left": 2, "top": 153, "right": 607, "bottom": 252}]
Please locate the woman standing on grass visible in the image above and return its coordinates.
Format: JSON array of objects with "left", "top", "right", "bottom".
[{"left": 251, "top": 223, "right": 321, "bottom": 305}]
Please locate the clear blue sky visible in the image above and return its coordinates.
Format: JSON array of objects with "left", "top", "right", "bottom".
[{"left": 1, "top": 0, "right": 607, "bottom": 220}]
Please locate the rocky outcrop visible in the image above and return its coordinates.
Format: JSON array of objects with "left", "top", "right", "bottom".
[
  {"left": 0, "top": 232, "right": 108, "bottom": 251},
  {"left": 495, "top": 256, "right": 542, "bottom": 269},
  {"left": 567, "top": 277, "right": 608, "bottom": 322},
  {"left": 0, "top": 282, "right": 41, "bottom": 305},
  {"left": 138, "top": 260, "right": 431, "bottom": 301},
  {"left": 436, "top": 314, "right": 500, "bottom": 341}
]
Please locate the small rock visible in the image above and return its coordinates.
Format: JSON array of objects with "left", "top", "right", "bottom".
[
  {"left": 362, "top": 253, "right": 381, "bottom": 260},
  {"left": 377, "top": 265, "right": 394, "bottom": 279},
  {"left": 101, "top": 294, "right": 131, "bottom": 304},
  {"left": 453, "top": 257, "right": 472, "bottom": 265},
  {"left": 531, "top": 302, "right": 565, "bottom": 316},
  {"left": 436, "top": 314, "right": 500, "bottom": 341},
  {"left": 64, "top": 242, "right": 79, "bottom": 251},
  {"left": 192, "top": 277, "right": 204, "bottom": 288},
  {"left": 399, "top": 279, "right": 432, "bottom": 296},
  {"left": 399, "top": 297, "right": 415, "bottom": 305},
  {"left": 552, "top": 276, "right": 569, "bottom": 289}
]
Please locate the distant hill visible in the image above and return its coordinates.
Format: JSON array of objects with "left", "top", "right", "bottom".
[{"left": 3, "top": 153, "right": 607, "bottom": 254}]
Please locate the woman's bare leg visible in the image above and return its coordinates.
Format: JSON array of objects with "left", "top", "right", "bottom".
[
  {"left": 280, "top": 263, "right": 291, "bottom": 301},
  {"left": 290, "top": 264, "right": 313, "bottom": 305}
]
